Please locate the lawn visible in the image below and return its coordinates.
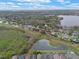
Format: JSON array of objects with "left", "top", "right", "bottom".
[
  {"left": 0, "top": 25, "right": 79, "bottom": 59},
  {"left": 32, "top": 50, "right": 68, "bottom": 54},
  {"left": 0, "top": 26, "right": 28, "bottom": 59},
  {"left": 49, "top": 38, "right": 79, "bottom": 55}
]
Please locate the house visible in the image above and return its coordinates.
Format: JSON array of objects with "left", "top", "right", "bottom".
[
  {"left": 0, "top": 17, "right": 9, "bottom": 24},
  {"left": 0, "top": 20, "right": 3, "bottom": 23},
  {"left": 12, "top": 55, "right": 18, "bottom": 59},
  {"left": 61, "top": 33, "right": 70, "bottom": 40},
  {"left": 18, "top": 55, "right": 25, "bottom": 59},
  {"left": 25, "top": 55, "right": 30, "bottom": 59},
  {"left": 12, "top": 25, "right": 19, "bottom": 27},
  {"left": 71, "top": 31, "right": 79, "bottom": 43},
  {"left": 72, "top": 31, "right": 79, "bottom": 36},
  {"left": 51, "top": 32, "right": 59, "bottom": 37},
  {"left": 71, "top": 36, "right": 79, "bottom": 43},
  {"left": 23, "top": 24, "right": 35, "bottom": 30}
]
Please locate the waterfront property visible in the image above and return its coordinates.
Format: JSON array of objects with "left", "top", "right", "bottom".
[{"left": 12, "top": 53, "right": 79, "bottom": 59}]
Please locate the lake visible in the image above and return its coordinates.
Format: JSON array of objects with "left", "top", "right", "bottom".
[
  {"left": 59, "top": 15, "right": 79, "bottom": 27},
  {"left": 32, "top": 39, "right": 68, "bottom": 51}
]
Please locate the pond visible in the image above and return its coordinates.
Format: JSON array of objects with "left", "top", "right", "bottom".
[
  {"left": 32, "top": 39, "right": 68, "bottom": 50},
  {"left": 59, "top": 15, "right": 79, "bottom": 27}
]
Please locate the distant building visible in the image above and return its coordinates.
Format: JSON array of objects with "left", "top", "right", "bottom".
[
  {"left": 23, "top": 24, "right": 35, "bottom": 30},
  {"left": 0, "top": 20, "right": 3, "bottom": 23},
  {"left": 25, "top": 55, "right": 30, "bottom": 59},
  {"left": 0, "top": 20, "right": 9, "bottom": 24},
  {"left": 12, "top": 55, "right": 18, "bottom": 59},
  {"left": 72, "top": 31, "right": 79, "bottom": 36},
  {"left": 18, "top": 55, "right": 25, "bottom": 59},
  {"left": 71, "top": 31, "right": 79, "bottom": 43}
]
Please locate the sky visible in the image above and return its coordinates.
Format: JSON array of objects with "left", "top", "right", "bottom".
[{"left": 0, "top": 0, "right": 79, "bottom": 10}]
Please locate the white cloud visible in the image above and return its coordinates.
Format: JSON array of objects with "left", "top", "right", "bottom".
[
  {"left": 0, "top": 2, "right": 15, "bottom": 6},
  {"left": 25, "top": 4, "right": 63, "bottom": 10},
  {"left": 0, "top": 2, "right": 20, "bottom": 10},
  {"left": 17, "top": 0, "right": 51, "bottom": 3},
  {"left": 57, "top": 0, "right": 64, "bottom": 3},
  {"left": 0, "top": 2, "right": 70, "bottom": 10},
  {"left": 0, "top": 0, "right": 79, "bottom": 10},
  {"left": 62, "top": 3, "right": 79, "bottom": 9},
  {"left": 64, "top": 1, "right": 70, "bottom": 4},
  {"left": 61, "top": 1, "right": 71, "bottom": 4},
  {"left": 67, "top": 3, "right": 79, "bottom": 7}
]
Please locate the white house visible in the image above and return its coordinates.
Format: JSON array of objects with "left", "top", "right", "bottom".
[
  {"left": 71, "top": 31, "right": 79, "bottom": 43},
  {"left": 0, "top": 20, "right": 3, "bottom": 23},
  {"left": 0, "top": 20, "right": 9, "bottom": 24},
  {"left": 62, "top": 33, "right": 70, "bottom": 40}
]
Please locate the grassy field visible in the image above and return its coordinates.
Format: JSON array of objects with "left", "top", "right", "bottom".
[
  {"left": 0, "top": 24, "right": 79, "bottom": 59},
  {"left": 25, "top": 30, "right": 79, "bottom": 55},
  {"left": 0, "top": 26, "right": 28, "bottom": 59},
  {"left": 49, "top": 38, "right": 79, "bottom": 55},
  {"left": 32, "top": 50, "right": 68, "bottom": 54}
]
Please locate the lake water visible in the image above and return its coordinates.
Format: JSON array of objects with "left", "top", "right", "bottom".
[
  {"left": 32, "top": 39, "right": 68, "bottom": 50},
  {"left": 59, "top": 15, "right": 79, "bottom": 27}
]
